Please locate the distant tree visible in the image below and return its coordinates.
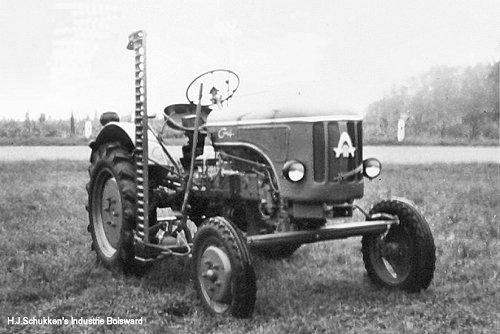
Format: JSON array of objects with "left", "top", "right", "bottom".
[
  {"left": 24, "top": 112, "right": 31, "bottom": 133},
  {"left": 43, "top": 122, "right": 59, "bottom": 137},
  {"left": 70, "top": 113, "right": 76, "bottom": 136},
  {"left": 0, "top": 120, "right": 22, "bottom": 137},
  {"left": 39, "top": 113, "right": 46, "bottom": 123},
  {"left": 459, "top": 63, "right": 498, "bottom": 140},
  {"left": 365, "top": 60, "right": 499, "bottom": 142}
]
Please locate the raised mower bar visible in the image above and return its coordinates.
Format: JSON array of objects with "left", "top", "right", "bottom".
[{"left": 246, "top": 219, "right": 398, "bottom": 248}]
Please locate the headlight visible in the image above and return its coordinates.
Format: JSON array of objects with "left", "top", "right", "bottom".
[
  {"left": 283, "top": 160, "right": 305, "bottom": 182},
  {"left": 363, "top": 158, "right": 382, "bottom": 179}
]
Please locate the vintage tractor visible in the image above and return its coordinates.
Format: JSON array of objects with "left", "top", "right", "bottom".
[{"left": 86, "top": 31, "right": 436, "bottom": 318}]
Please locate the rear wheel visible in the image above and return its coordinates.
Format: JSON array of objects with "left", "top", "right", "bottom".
[
  {"left": 87, "top": 142, "right": 144, "bottom": 273},
  {"left": 193, "top": 217, "right": 256, "bottom": 318},
  {"left": 361, "top": 198, "right": 436, "bottom": 292}
]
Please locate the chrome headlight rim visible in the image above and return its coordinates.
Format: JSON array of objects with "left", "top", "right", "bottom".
[
  {"left": 363, "top": 158, "right": 382, "bottom": 179},
  {"left": 282, "top": 160, "right": 306, "bottom": 183}
]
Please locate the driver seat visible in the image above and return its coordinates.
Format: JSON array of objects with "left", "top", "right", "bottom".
[
  {"left": 163, "top": 104, "right": 212, "bottom": 169},
  {"left": 163, "top": 104, "right": 211, "bottom": 133}
]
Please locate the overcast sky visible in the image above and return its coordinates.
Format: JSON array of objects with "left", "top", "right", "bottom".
[{"left": 0, "top": 0, "right": 498, "bottom": 120}]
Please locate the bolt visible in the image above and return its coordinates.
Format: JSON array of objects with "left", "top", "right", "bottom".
[{"left": 206, "top": 269, "right": 215, "bottom": 280}]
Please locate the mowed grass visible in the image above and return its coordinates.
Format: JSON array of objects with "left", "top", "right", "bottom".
[{"left": 0, "top": 161, "right": 498, "bottom": 333}]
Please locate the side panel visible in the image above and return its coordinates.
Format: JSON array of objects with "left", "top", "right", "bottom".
[
  {"left": 238, "top": 125, "right": 289, "bottom": 162},
  {"left": 211, "top": 124, "right": 290, "bottom": 163}
]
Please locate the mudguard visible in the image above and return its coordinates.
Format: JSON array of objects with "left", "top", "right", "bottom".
[{"left": 89, "top": 122, "right": 170, "bottom": 166}]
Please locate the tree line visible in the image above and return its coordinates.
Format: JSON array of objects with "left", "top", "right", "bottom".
[
  {"left": 1, "top": 62, "right": 498, "bottom": 145},
  {"left": 0, "top": 113, "right": 182, "bottom": 145},
  {"left": 0, "top": 112, "right": 101, "bottom": 145},
  {"left": 364, "top": 61, "right": 499, "bottom": 144}
]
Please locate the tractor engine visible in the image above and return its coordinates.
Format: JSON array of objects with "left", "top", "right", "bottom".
[{"left": 189, "top": 153, "right": 281, "bottom": 233}]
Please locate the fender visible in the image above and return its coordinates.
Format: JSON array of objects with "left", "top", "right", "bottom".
[{"left": 89, "top": 122, "right": 170, "bottom": 166}]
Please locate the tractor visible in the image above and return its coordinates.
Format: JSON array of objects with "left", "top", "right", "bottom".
[{"left": 86, "top": 31, "right": 436, "bottom": 318}]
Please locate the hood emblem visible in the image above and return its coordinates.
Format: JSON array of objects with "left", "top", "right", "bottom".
[
  {"left": 218, "top": 127, "right": 235, "bottom": 139},
  {"left": 333, "top": 132, "right": 356, "bottom": 158}
]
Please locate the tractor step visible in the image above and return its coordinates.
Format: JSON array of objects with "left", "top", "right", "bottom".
[{"left": 246, "top": 219, "right": 398, "bottom": 248}]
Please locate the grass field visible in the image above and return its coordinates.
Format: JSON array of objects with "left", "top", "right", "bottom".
[{"left": 0, "top": 161, "right": 498, "bottom": 333}]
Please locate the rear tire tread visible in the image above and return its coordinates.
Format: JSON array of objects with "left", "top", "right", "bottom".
[{"left": 87, "top": 142, "right": 147, "bottom": 274}]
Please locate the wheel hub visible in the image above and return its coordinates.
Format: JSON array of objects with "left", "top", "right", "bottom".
[
  {"left": 93, "top": 170, "right": 123, "bottom": 258},
  {"left": 101, "top": 177, "right": 122, "bottom": 248},
  {"left": 375, "top": 234, "right": 411, "bottom": 281},
  {"left": 199, "top": 246, "right": 232, "bottom": 302},
  {"left": 380, "top": 242, "right": 405, "bottom": 258}
]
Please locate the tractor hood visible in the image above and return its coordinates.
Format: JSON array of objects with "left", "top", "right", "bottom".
[
  {"left": 201, "top": 91, "right": 366, "bottom": 203},
  {"left": 206, "top": 94, "right": 363, "bottom": 127}
]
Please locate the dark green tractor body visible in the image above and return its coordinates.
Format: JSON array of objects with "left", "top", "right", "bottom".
[{"left": 86, "top": 31, "right": 436, "bottom": 318}]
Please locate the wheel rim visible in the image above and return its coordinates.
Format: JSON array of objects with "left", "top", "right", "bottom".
[
  {"left": 198, "top": 245, "right": 232, "bottom": 313},
  {"left": 93, "top": 168, "right": 123, "bottom": 258},
  {"left": 370, "top": 229, "right": 413, "bottom": 284}
]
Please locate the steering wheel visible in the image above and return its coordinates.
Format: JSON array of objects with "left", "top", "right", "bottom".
[
  {"left": 185, "top": 69, "right": 239, "bottom": 106},
  {"left": 164, "top": 70, "right": 239, "bottom": 132}
]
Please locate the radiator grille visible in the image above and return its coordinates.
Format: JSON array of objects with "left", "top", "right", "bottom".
[{"left": 313, "top": 121, "right": 362, "bottom": 183}]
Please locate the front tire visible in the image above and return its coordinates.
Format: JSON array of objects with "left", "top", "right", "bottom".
[
  {"left": 361, "top": 198, "right": 436, "bottom": 292},
  {"left": 193, "top": 217, "right": 257, "bottom": 318},
  {"left": 87, "top": 142, "right": 143, "bottom": 273}
]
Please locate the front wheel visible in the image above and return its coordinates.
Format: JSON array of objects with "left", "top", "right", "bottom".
[
  {"left": 193, "top": 217, "right": 257, "bottom": 318},
  {"left": 361, "top": 198, "right": 436, "bottom": 292}
]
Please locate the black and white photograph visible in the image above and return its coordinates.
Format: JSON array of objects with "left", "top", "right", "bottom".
[{"left": 0, "top": 0, "right": 498, "bottom": 333}]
